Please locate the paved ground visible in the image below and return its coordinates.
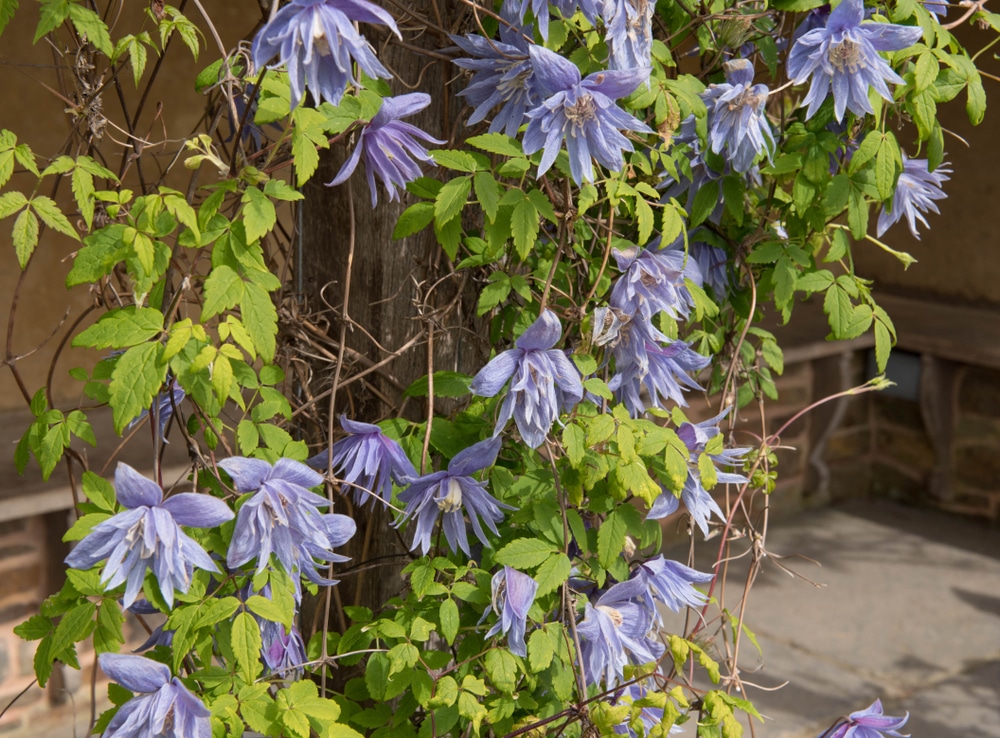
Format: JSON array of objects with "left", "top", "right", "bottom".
[{"left": 664, "top": 500, "right": 1000, "bottom": 738}]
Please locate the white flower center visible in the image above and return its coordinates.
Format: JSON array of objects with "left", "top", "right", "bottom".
[
  {"left": 565, "top": 93, "right": 597, "bottom": 130},
  {"left": 828, "top": 39, "right": 866, "bottom": 74},
  {"left": 437, "top": 478, "right": 464, "bottom": 513},
  {"left": 311, "top": 12, "right": 332, "bottom": 57},
  {"left": 727, "top": 86, "right": 767, "bottom": 113},
  {"left": 125, "top": 516, "right": 155, "bottom": 558},
  {"left": 597, "top": 605, "right": 624, "bottom": 628}
]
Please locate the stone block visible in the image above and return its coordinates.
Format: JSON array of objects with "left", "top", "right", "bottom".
[
  {"left": 869, "top": 461, "right": 925, "bottom": 504},
  {"left": 875, "top": 427, "right": 935, "bottom": 474},
  {"left": 958, "top": 366, "right": 1000, "bottom": 418},
  {"left": 0, "top": 603, "right": 38, "bottom": 625},
  {"left": 822, "top": 460, "right": 872, "bottom": 503},
  {"left": 0, "top": 522, "right": 26, "bottom": 538},
  {"left": 17, "top": 641, "right": 34, "bottom": 678},
  {"left": 952, "top": 443, "right": 1000, "bottom": 490},
  {"left": 0, "top": 566, "right": 41, "bottom": 605},
  {"left": 953, "top": 413, "right": 1000, "bottom": 443}
]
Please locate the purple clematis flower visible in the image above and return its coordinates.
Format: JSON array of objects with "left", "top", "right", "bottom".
[
  {"left": 786, "top": 0, "right": 922, "bottom": 121},
  {"left": 823, "top": 699, "right": 910, "bottom": 738},
  {"left": 612, "top": 678, "right": 685, "bottom": 737},
  {"left": 451, "top": 0, "right": 539, "bottom": 137},
  {"left": 64, "top": 464, "right": 232, "bottom": 609},
  {"left": 485, "top": 565, "right": 539, "bottom": 657},
  {"left": 631, "top": 555, "right": 713, "bottom": 623},
  {"left": 523, "top": 46, "right": 652, "bottom": 185},
  {"left": 610, "top": 236, "right": 703, "bottom": 321},
  {"left": 126, "top": 381, "right": 185, "bottom": 442},
  {"left": 576, "top": 578, "right": 665, "bottom": 688},
  {"left": 307, "top": 416, "right": 416, "bottom": 508},
  {"left": 220, "top": 457, "right": 356, "bottom": 591},
  {"left": 876, "top": 154, "right": 950, "bottom": 240},
  {"left": 261, "top": 621, "right": 308, "bottom": 680},
  {"left": 470, "top": 309, "right": 583, "bottom": 448},
  {"left": 99, "top": 653, "right": 210, "bottom": 738},
  {"left": 702, "top": 59, "right": 774, "bottom": 173},
  {"left": 691, "top": 239, "right": 730, "bottom": 297},
  {"left": 251, "top": 0, "right": 400, "bottom": 108},
  {"left": 604, "top": 0, "right": 656, "bottom": 74},
  {"left": 328, "top": 93, "right": 444, "bottom": 206},
  {"left": 396, "top": 436, "right": 515, "bottom": 556}
]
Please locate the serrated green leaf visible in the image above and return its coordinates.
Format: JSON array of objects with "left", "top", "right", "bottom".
[
  {"left": 109, "top": 342, "right": 167, "bottom": 434},
  {"left": 533, "top": 552, "right": 570, "bottom": 597},
  {"left": 434, "top": 175, "right": 471, "bottom": 225},
  {"left": 73, "top": 307, "right": 164, "bottom": 349},
  {"left": 597, "top": 508, "right": 628, "bottom": 569},
  {"left": 689, "top": 182, "right": 718, "bottom": 227},
  {"left": 562, "top": 422, "right": 585, "bottom": 467},
  {"left": 402, "top": 371, "right": 471, "bottom": 398},
  {"left": 68, "top": 4, "right": 112, "bottom": 55},
  {"left": 231, "top": 610, "right": 263, "bottom": 682},
  {"left": 484, "top": 647, "right": 518, "bottom": 693},
  {"left": 527, "top": 628, "right": 553, "bottom": 673},
  {"left": 0, "top": 0, "right": 18, "bottom": 38},
  {"left": 439, "top": 598, "right": 459, "bottom": 645},
  {"left": 241, "top": 281, "right": 277, "bottom": 362},
  {"left": 241, "top": 186, "right": 276, "bottom": 243},
  {"left": 966, "top": 71, "right": 986, "bottom": 125},
  {"left": 431, "top": 149, "right": 479, "bottom": 172},
  {"left": 0, "top": 190, "right": 27, "bottom": 219},
  {"left": 201, "top": 265, "right": 245, "bottom": 320},
  {"left": 12, "top": 208, "right": 39, "bottom": 268},
  {"left": 466, "top": 133, "right": 523, "bottom": 157},
  {"left": 473, "top": 170, "right": 500, "bottom": 222},
  {"left": 495, "top": 538, "right": 555, "bottom": 569},
  {"left": 30, "top": 195, "right": 78, "bottom": 240},
  {"left": 393, "top": 201, "right": 434, "bottom": 239}
]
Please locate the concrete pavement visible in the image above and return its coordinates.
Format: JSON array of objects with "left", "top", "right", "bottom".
[{"left": 664, "top": 500, "right": 1000, "bottom": 737}]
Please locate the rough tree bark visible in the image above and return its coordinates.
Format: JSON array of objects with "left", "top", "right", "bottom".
[{"left": 298, "top": 1, "right": 485, "bottom": 647}]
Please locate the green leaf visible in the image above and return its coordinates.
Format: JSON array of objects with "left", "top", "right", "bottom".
[
  {"left": 67, "top": 224, "right": 127, "bottom": 286},
  {"left": 773, "top": 256, "right": 796, "bottom": 311},
  {"left": 30, "top": 195, "right": 78, "bottom": 240},
  {"left": 527, "top": 628, "right": 554, "bottom": 673},
  {"left": 597, "top": 508, "right": 628, "bottom": 569},
  {"left": 689, "top": 182, "right": 718, "bottom": 227},
  {"left": 473, "top": 170, "right": 501, "bottom": 222},
  {"left": 967, "top": 71, "right": 986, "bottom": 125},
  {"left": 494, "top": 538, "right": 555, "bottom": 569},
  {"left": 562, "top": 422, "right": 585, "bottom": 467},
  {"left": 874, "top": 317, "right": 893, "bottom": 373},
  {"left": 795, "top": 270, "right": 834, "bottom": 294},
  {"left": 511, "top": 195, "right": 539, "bottom": 260},
  {"left": 34, "top": 0, "right": 71, "bottom": 42},
  {"left": 231, "top": 610, "right": 263, "bottom": 682},
  {"left": 533, "top": 552, "right": 571, "bottom": 597},
  {"left": 0, "top": 0, "right": 17, "bottom": 38},
  {"left": 201, "top": 265, "right": 245, "bottom": 319},
  {"left": 467, "top": 133, "right": 523, "bottom": 157},
  {"left": 914, "top": 48, "right": 938, "bottom": 93},
  {"left": 68, "top": 4, "right": 112, "bottom": 55},
  {"left": 82, "top": 471, "right": 115, "bottom": 511},
  {"left": 109, "top": 342, "right": 167, "bottom": 434},
  {"left": 393, "top": 201, "right": 435, "bottom": 239},
  {"left": 484, "top": 648, "right": 518, "bottom": 693},
  {"left": 439, "top": 598, "right": 459, "bottom": 646},
  {"left": 434, "top": 175, "right": 471, "bottom": 226},
  {"left": 94, "top": 600, "right": 125, "bottom": 653},
  {"left": 50, "top": 601, "right": 96, "bottom": 661},
  {"left": 12, "top": 208, "right": 39, "bottom": 268},
  {"left": 241, "top": 282, "right": 278, "bottom": 362},
  {"left": 0, "top": 190, "right": 27, "bottom": 219},
  {"left": 875, "top": 133, "right": 901, "bottom": 201},
  {"left": 402, "top": 371, "right": 472, "bottom": 398},
  {"left": 847, "top": 186, "right": 868, "bottom": 240},
  {"left": 848, "top": 130, "right": 882, "bottom": 174},
  {"left": 241, "top": 186, "right": 276, "bottom": 243},
  {"left": 431, "top": 150, "right": 480, "bottom": 172},
  {"left": 73, "top": 307, "right": 164, "bottom": 349},
  {"left": 14, "top": 614, "right": 51, "bottom": 641}
]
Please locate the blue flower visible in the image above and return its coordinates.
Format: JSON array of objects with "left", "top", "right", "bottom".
[
  {"left": 485, "top": 565, "right": 538, "bottom": 657},
  {"left": 824, "top": 698, "right": 909, "bottom": 738},
  {"left": 64, "top": 464, "right": 232, "bottom": 609},
  {"left": 220, "top": 457, "right": 356, "bottom": 590},
  {"left": 690, "top": 239, "right": 731, "bottom": 297},
  {"left": 610, "top": 236, "right": 703, "bottom": 321},
  {"left": 261, "top": 621, "right": 308, "bottom": 680},
  {"left": 98, "top": 653, "right": 211, "bottom": 738},
  {"left": 470, "top": 309, "right": 584, "bottom": 448},
  {"left": 328, "top": 93, "right": 444, "bottom": 206},
  {"left": 631, "top": 555, "right": 713, "bottom": 622},
  {"left": 923, "top": 0, "right": 948, "bottom": 16},
  {"left": 523, "top": 45, "right": 651, "bottom": 185},
  {"left": 787, "top": 0, "right": 922, "bottom": 121},
  {"left": 604, "top": 0, "right": 656, "bottom": 73},
  {"left": 514, "top": 0, "right": 601, "bottom": 40},
  {"left": 125, "top": 381, "right": 185, "bottom": 441},
  {"left": 396, "top": 437, "right": 515, "bottom": 556},
  {"left": 612, "top": 679, "right": 686, "bottom": 737},
  {"left": 251, "top": 0, "right": 400, "bottom": 108},
  {"left": 308, "top": 416, "right": 416, "bottom": 508},
  {"left": 576, "top": 578, "right": 665, "bottom": 688},
  {"left": 703, "top": 59, "right": 774, "bottom": 173},
  {"left": 876, "top": 154, "right": 950, "bottom": 240},
  {"left": 451, "top": 1, "right": 539, "bottom": 136}
]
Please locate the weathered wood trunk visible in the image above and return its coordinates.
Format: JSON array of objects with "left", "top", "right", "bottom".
[{"left": 297, "top": 0, "right": 484, "bottom": 664}]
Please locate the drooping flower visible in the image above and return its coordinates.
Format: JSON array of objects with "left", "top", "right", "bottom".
[
  {"left": 523, "top": 45, "right": 651, "bottom": 185},
  {"left": 822, "top": 698, "right": 910, "bottom": 738},
  {"left": 514, "top": 0, "right": 601, "bottom": 40},
  {"left": 923, "top": 0, "right": 948, "bottom": 16},
  {"left": 631, "top": 555, "right": 713, "bottom": 623},
  {"left": 307, "top": 416, "right": 416, "bottom": 508},
  {"left": 220, "top": 457, "right": 356, "bottom": 590},
  {"left": 125, "top": 381, "right": 185, "bottom": 441},
  {"left": 876, "top": 155, "right": 950, "bottom": 240},
  {"left": 328, "top": 93, "right": 444, "bottom": 206},
  {"left": 609, "top": 236, "right": 703, "bottom": 321},
  {"left": 786, "top": 0, "right": 922, "bottom": 121},
  {"left": 396, "top": 437, "right": 515, "bottom": 556},
  {"left": 451, "top": 1, "right": 539, "bottom": 136},
  {"left": 612, "top": 679, "right": 685, "bottom": 737},
  {"left": 690, "top": 239, "right": 731, "bottom": 298},
  {"left": 576, "top": 578, "right": 665, "bottom": 688},
  {"left": 64, "top": 464, "right": 233, "bottom": 609},
  {"left": 604, "top": 0, "right": 656, "bottom": 74},
  {"left": 261, "top": 621, "right": 308, "bottom": 680},
  {"left": 98, "top": 653, "right": 211, "bottom": 738},
  {"left": 485, "top": 565, "right": 539, "bottom": 657},
  {"left": 250, "top": 0, "right": 401, "bottom": 109},
  {"left": 470, "top": 309, "right": 583, "bottom": 448},
  {"left": 702, "top": 59, "right": 774, "bottom": 173}
]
